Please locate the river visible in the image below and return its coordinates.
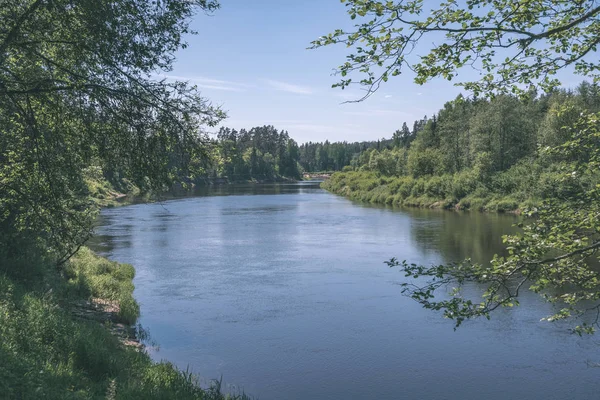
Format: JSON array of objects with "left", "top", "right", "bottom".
[{"left": 89, "top": 181, "right": 600, "bottom": 399}]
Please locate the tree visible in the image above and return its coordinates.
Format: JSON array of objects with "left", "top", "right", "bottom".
[
  {"left": 436, "top": 96, "right": 473, "bottom": 173},
  {"left": 398, "top": 122, "right": 413, "bottom": 147},
  {"left": 469, "top": 95, "right": 535, "bottom": 172},
  {"left": 312, "top": 0, "right": 600, "bottom": 99},
  {"left": 538, "top": 96, "right": 583, "bottom": 150},
  {"left": 315, "top": 0, "right": 600, "bottom": 332},
  {"left": 1, "top": 0, "right": 224, "bottom": 268}
]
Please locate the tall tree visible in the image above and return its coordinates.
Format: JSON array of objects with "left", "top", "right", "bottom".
[{"left": 1, "top": 0, "right": 224, "bottom": 267}]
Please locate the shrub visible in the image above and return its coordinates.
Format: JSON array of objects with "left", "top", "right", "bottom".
[
  {"left": 424, "top": 175, "right": 446, "bottom": 198},
  {"left": 451, "top": 170, "right": 479, "bottom": 199},
  {"left": 495, "top": 198, "right": 520, "bottom": 212},
  {"left": 407, "top": 148, "right": 444, "bottom": 177},
  {"left": 410, "top": 179, "right": 426, "bottom": 197},
  {"left": 398, "top": 177, "right": 415, "bottom": 198}
]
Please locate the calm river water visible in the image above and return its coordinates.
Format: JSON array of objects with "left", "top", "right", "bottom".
[{"left": 90, "top": 182, "right": 600, "bottom": 399}]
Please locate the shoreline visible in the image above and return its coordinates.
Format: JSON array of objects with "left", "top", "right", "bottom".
[
  {"left": 320, "top": 172, "right": 539, "bottom": 215},
  {"left": 101, "top": 177, "right": 303, "bottom": 209}
]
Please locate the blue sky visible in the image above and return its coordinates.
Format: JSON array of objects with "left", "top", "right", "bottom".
[{"left": 163, "top": 0, "right": 575, "bottom": 144}]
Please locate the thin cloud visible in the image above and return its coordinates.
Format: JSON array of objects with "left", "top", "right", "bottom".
[
  {"left": 343, "top": 109, "right": 410, "bottom": 118},
  {"left": 264, "top": 79, "right": 313, "bottom": 95},
  {"left": 333, "top": 90, "right": 372, "bottom": 102},
  {"left": 334, "top": 92, "right": 356, "bottom": 100},
  {"left": 384, "top": 94, "right": 393, "bottom": 98},
  {"left": 284, "top": 123, "right": 363, "bottom": 135},
  {"left": 158, "top": 74, "right": 250, "bottom": 92}
]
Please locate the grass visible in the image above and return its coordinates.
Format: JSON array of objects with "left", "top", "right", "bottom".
[
  {"left": 0, "top": 248, "right": 254, "bottom": 400},
  {"left": 65, "top": 248, "right": 139, "bottom": 324},
  {"left": 83, "top": 166, "right": 143, "bottom": 208}
]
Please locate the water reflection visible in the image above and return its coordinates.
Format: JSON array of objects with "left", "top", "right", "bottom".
[
  {"left": 405, "top": 208, "right": 518, "bottom": 264},
  {"left": 191, "top": 181, "right": 322, "bottom": 197}
]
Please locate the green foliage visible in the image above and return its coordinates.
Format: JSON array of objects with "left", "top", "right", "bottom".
[
  {"left": 1, "top": 0, "right": 225, "bottom": 270},
  {"left": 0, "top": 249, "right": 253, "bottom": 399},
  {"left": 324, "top": 169, "right": 524, "bottom": 212},
  {"left": 204, "top": 126, "right": 301, "bottom": 181},
  {"left": 299, "top": 137, "right": 405, "bottom": 173},
  {"left": 450, "top": 170, "right": 480, "bottom": 199},
  {"left": 65, "top": 248, "right": 139, "bottom": 324},
  {"left": 406, "top": 147, "right": 444, "bottom": 177},
  {"left": 312, "top": 0, "right": 600, "bottom": 98}
]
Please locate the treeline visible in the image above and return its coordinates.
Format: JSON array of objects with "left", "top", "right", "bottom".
[
  {"left": 296, "top": 119, "right": 430, "bottom": 172},
  {"left": 203, "top": 118, "right": 432, "bottom": 179},
  {"left": 203, "top": 125, "right": 402, "bottom": 181},
  {"left": 204, "top": 125, "right": 301, "bottom": 181},
  {"left": 323, "top": 82, "right": 600, "bottom": 212},
  {"left": 206, "top": 127, "right": 401, "bottom": 178},
  {"left": 298, "top": 139, "right": 390, "bottom": 172}
]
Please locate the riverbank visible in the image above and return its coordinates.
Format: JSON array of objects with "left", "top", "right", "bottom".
[
  {"left": 1, "top": 177, "right": 254, "bottom": 398},
  {"left": 0, "top": 247, "right": 255, "bottom": 399},
  {"left": 302, "top": 172, "right": 332, "bottom": 180},
  {"left": 90, "top": 173, "right": 301, "bottom": 209},
  {"left": 321, "top": 170, "right": 543, "bottom": 213}
]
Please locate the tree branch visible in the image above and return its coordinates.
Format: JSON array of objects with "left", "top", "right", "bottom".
[{"left": 0, "top": 0, "right": 45, "bottom": 62}]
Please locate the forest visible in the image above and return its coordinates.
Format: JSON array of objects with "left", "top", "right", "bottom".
[
  {"left": 322, "top": 82, "right": 600, "bottom": 212},
  {"left": 205, "top": 126, "right": 393, "bottom": 179},
  {"left": 205, "top": 126, "right": 301, "bottom": 181},
  {"left": 298, "top": 138, "right": 392, "bottom": 172},
  {"left": 296, "top": 118, "right": 429, "bottom": 173}
]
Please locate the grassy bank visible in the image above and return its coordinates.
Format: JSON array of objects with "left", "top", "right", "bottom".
[
  {"left": 1, "top": 247, "right": 250, "bottom": 399},
  {"left": 320, "top": 159, "right": 592, "bottom": 213},
  {"left": 84, "top": 166, "right": 149, "bottom": 208}
]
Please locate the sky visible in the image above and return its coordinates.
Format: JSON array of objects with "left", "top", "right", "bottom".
[{"left": 163, "top": 0, "right": 581, "bottom": 144}]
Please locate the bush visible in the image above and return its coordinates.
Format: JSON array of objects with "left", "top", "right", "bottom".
[
  {"left": 458, "top": 196, "right": 486, "bottom": 211},
  {"left": 411, "top": 179, "right": 426, "bottom": 197},
  {"left": 398, "top": 177, "right": 415, "bottom": 198},
  {"left": 407, "top": 148, "right": 444, "bottom": 177},
  {"left": 495, "top": 198, "right": 520, "bottom": 212},
  {"left": 321, "top": 164, "right": 576, "bottom": 215},
  {"left": 424, "top": 175, "right": 446, "bottom": 198},
  {"left": 451, "top": 170, "right": 479, "bottom": 199}
]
